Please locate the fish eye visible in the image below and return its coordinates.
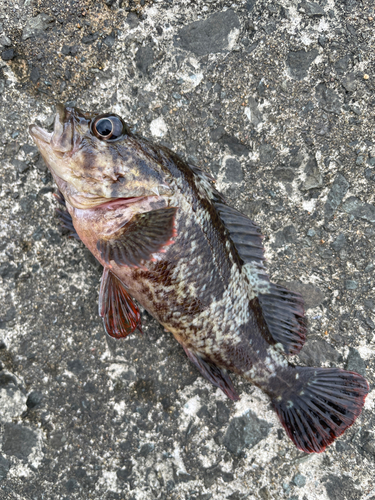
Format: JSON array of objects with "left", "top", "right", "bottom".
[{"left": 92, "top": 114, "right": 126, "bottom": 141}]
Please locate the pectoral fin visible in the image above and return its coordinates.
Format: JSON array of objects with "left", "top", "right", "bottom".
[
  {"left": 97, "top": 207, "right": 177, "bottom": 268},
  {"left": 183, "top": 346, "right": 240, "bottom": 401},
  {"left": 99, "top": 268, "right": 142, "bottom": 339}
]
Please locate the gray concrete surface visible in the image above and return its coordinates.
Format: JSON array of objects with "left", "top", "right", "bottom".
[{"left": 0, "top": 0, "right": 374, "bottom": 499}]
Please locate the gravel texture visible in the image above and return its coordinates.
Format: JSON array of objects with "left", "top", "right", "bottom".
[{"left": 0, "top": 0, "right": 374, "bottom": 499}]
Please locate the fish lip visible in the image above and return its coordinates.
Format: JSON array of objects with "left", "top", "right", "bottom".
[{"left": 29, "top": 124, "right": 53, "bottom": 144}]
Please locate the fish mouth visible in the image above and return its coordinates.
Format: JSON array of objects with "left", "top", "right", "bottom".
[
  {"left": 29, "top": 123, "right": 53, "bottom": 144},
  {"left": 29, "top": 104, "right": 73, "bottom": 153}
]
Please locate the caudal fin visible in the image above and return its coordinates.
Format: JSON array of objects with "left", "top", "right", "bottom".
[{"left": 272, "top": 367, "right": 369, "bottom": 453}]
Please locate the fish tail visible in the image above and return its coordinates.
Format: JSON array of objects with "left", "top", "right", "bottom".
[{"left": 271, "top": 367, "right": 369, "bottom": 453}]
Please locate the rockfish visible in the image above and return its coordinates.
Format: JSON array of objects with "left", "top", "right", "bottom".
[{"left": 29, "top": 105, "right": 369, "bottom": 453}]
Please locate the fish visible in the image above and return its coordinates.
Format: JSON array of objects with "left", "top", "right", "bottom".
[{"left": 29, "top": 104, "right": 369, "bottom": 453}]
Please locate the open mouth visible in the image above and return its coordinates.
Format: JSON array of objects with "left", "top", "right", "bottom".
[
  {"left": 29, "top": 123, "right": 53, "bottom": 144},
  {"left": 29, "top": 104, "right": 73, "bottom": 152}
]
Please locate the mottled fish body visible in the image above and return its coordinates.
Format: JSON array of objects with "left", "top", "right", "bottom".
[{"left": 29, "top": 105, "right": 369, "bottom": 453}]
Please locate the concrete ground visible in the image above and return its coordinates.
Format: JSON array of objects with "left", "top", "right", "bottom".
[{"left": 0, "top": 0, "right": 374, "bottom": 499}]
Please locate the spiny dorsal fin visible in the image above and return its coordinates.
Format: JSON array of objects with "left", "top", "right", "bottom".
[
  {"left": 97, "top": 207, "right": 177, "bottom": 268},
  {"left": 215, "top": 202, "right": 265, "bottom": 265},
  {"left": 215, "top": 202, "right": 306, "bottom": 355},
  {"left": 188, "top": 163, "right": 216, "bottom": 182},
  {"left": 188, "top": 163, "right": 226, "bottom": 203}
]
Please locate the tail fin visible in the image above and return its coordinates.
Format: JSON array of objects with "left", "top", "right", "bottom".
[{"left": 272, "top": 368, "right": 369, "bottom": 453}]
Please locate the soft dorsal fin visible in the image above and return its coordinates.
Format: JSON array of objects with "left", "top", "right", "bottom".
[
  {"left": 258, "top": 283, "right": 306, "bottom": 355},
  {"left": 97, "top": 207, "right": 177, "bottom": 268},
  {"left": 214, "top": 202, "right": 306, "bottom": 355},
  {"left": 99, "top": 268, "right": 142, "bottom": 339}
]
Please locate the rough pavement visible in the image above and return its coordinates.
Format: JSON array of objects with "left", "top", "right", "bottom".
[{"left": 0, "top": 1, "right": 374, "bottom": 499}]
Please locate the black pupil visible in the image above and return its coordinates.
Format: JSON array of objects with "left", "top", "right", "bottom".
[{"left": 96, "top": 118, "right": 112, "bottom": 137}]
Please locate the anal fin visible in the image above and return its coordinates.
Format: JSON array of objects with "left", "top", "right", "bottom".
[
  {"left": 99, "top": 268, "right": 142, "bottom": 339},
  {"left": 183, "top": 346, "right": 240, "bottom": 401}
]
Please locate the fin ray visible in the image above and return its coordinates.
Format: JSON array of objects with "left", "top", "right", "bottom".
[
  {"left": 97, "top": 207, "right": 177, "bottom": 268},
  {"left": 188, "top": 163, "right": 226, "bottom": 203},
  {"left": 214, "top": 203, "right": 306, "bottom": 355},
  {"left": 273, "top": 367, "right": 369, "bottom": 453},
  {"left": 183, "top": 346, "right": 240, "bottom": 401},
  {"left": 99, "top": 268, "right": 142, "bottom": 339},
  {"left": 215, "top": 202, "right": 265, "bottom": 266},
  {"left": 258, "top": 283, "right": 307, "bottom": 355}
]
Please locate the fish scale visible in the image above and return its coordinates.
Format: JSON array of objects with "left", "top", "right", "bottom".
[{"left": 29, "top": 104, "right": 369, "bottom": 453}]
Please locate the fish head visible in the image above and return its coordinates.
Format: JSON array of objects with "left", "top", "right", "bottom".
[{"left": 29, "top": 104, "right": 173, "bottom": 209}]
